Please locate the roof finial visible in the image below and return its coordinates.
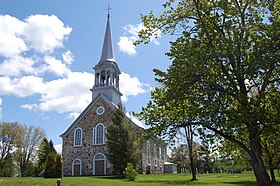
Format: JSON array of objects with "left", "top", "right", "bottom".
[{"left": 106, "top": 5, "right": 112, "bottom": 19}]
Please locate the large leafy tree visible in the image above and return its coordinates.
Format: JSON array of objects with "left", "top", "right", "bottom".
[
  {"left": 107, "top": 104, "right": 141, "bottom": 175},
  {"left": 137, "top": 0, "right": 279, "bottom": 185},
  {"left": 15, "top": 125, "right": 45, "bottom": 177},
  {"left": 137, "top": 87, "right": 199, "bottom": 180},
  {"left": 0, "top": 122, "right": 24, "bottom": 174}
]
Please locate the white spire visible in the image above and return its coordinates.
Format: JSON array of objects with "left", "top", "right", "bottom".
[{"left": 99, "top": 6, "right": 115, "bottom": 63}]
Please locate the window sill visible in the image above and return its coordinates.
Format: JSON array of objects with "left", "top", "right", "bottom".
[{"left": 92, "top": 143, "right": 106, "bottom": 146}]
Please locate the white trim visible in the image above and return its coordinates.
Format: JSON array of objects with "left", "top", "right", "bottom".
[
  {"left": 93, "top": 127, "right": 96, "bottom": 145},
  {"left": 74, "top": 128, "right": 82, "bottom": 147},
  {"left": 147, "top": 140, "right": 151, "bottom": 165},
  {"left": 72, "top": 158, "right": 82, "bottom": 176},
  {"left": 104, "top": 126, "right": 107, "bottom": 143},
  {"left": 92, "top": 153, "right": 106, "bottom": 175},
  {"left": 93, "top": 123, "right": 106, "bottom": 145},
  {"left": 96, "top": 106, "right": 105, "bottom": 115}
]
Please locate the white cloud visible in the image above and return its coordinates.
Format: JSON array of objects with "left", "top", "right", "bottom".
[
  {"left": 43, "top": 55, "right": 71, "bottom": 77},
  {"left": 118, "top": 36, "right": 136, "bottom": 56},
  {"left": 118, "top": 23, "right": 161, "bottom": 56},
  {"left": 54, "top": 144, "right": 62, "bottom": 154},
  {"left": 0, "top": 76, "right": 44, "bottom": 97},
  {"left": 68, "top": 112, "right": 80, "bottom": 120},
  {"left": 0, "top": 15, "right": 27, "bottom": 58},
  {"left": 0, "top": 14, "right": 71, "bottom": 57},
  {"left": 22, "top": 14, "right": 72, "bottom": 53},
  {"left": 62, "top": 50, "right": 74, "bottom": 65},
  {"left": 0, "top": 56, "right": 35, "bottom": 77},
  {"left": 20, "top": 72, "right": 93, "bottom": 116},
  {"left": 119, "top": 72, "right": 145, "bottom": 102}
]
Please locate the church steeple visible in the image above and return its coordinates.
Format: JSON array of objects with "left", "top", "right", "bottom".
[
  {"left": 99, "top": 10, "right": 115, "bottom": 63},
  {"left": 91, "top": 7, "right": 122, "bottom": 105}
]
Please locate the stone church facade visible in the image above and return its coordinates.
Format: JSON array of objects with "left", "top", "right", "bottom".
[{"left": 60, "top": 12, "right": 167, "bottom": 176}]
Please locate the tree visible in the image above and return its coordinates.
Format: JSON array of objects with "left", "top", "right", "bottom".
[
  {"left": 44, "top": 153, "right": 61, "bottom": 178},
  {"left": 137, "top": 88, "right": 198, "bottom": 180},
  {"left": 170, "top": 144, "right": 191, "bottom": 173},
  {"left": 36, "top": 138, "right": 61, "bottom": 178},
  {"left": 262, "top": 131, "right": 280, "bottom": 183},
  {"left": 15, "top": 125, "right": 45, "bottom": 177},
  {"left": 136, "top": 1, "right": 279, "bottom": 185},
  {"left": 0, "top": 154, "right": 16, "bottom": 177},
  {"left": 37, "top": 138, "right": 56, "bottom": 174},
  {"left": 0, "top": 122, "right": 24, "bottom": 174},
  {"left": 107, "top": 104, "right": 141, "bottom": 175}
]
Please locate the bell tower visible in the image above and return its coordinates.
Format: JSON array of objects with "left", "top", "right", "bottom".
[{"left": 91, "top": 9, "right": 122, "bottom": 105}]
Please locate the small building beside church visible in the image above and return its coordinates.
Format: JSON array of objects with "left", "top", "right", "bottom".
[{"left": 60, "top": 12, "right": 167, "bottom": 176}]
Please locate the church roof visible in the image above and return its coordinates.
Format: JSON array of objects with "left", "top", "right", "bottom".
[{"left": 99, "top": 13, "right": 115, "bottom": 63}]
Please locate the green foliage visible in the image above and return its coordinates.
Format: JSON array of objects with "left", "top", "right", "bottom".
[
  {"left": 38, "top": 138, "right": 61, "bottom": 178},
  {"left": 36, "top": 138, "right": 57, "bottom": 175},
  {"left": 123, "top": 162, "right": 138, "bottom": 181},
  {"left": 14, "top": 125, "right": 45, "bottom": 177},
  {"left": 0, "top": 154, "right": 16, "bottom": 177},
  {"left": 107, "top": 103, "right": 141, "bottom": 175},
  {"left": 0, "top": 122, "right": 46, "bottom": 177},
  {"left": 44, "top": 153, "right": 61, "bottom": 178},
  {"left": 0, "top": 122, "right": 24, "bottom": 176},
  {"left": 136, "top": 0, "right": 279, "bottom": 185}
]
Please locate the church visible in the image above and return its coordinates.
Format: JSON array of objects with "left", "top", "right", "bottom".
[{"left": 60, "top": 12, "right": 167, "bottom": 176}]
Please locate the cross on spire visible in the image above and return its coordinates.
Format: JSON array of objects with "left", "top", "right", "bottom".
[{"left": 106, "top": 5, "right": 112, "bottom": 18}]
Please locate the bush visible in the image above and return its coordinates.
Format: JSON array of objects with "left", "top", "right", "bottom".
[{"left": 123, "top": 162, "right": 138, "bottom": 181}]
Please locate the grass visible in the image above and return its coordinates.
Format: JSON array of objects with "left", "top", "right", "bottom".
[{"left": 0, "top": 171, "right": 279, "bottom": 186}]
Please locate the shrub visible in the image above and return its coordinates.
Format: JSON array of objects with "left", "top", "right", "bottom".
[{"left": 123, "top": 162, "right": 138, "bottom": 181}]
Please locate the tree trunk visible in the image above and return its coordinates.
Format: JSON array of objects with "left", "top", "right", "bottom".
[
  {"left": 189, "top": 150, "right": 196, "bottom": 181},
  {"left": 268, "top": 160, "right": 277, "bottom": 183},
  {"left": 250, "top": 140, "right": 272, "bottom": 186},
  {"left": 184, "top": 125, "right": 196, "bottom": 181}
]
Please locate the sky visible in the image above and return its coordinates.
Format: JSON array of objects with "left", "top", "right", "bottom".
[{"left": 0, "top": 0, "right": 174, "bottom": 153}]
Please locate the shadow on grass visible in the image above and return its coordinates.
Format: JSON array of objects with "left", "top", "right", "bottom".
[
  {"left": 137, "top": 179, "right": 196, "bottom": 185},
  {"left": 90, "top": 175, "right": 125, "bottom": 180},
  {"left": 223, "top": 181, "right": 256, "bottom": 186},
  {"left": 224, "top": 181, "right": 280, "bottom": 186}
]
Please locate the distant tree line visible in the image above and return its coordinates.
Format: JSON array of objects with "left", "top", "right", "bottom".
[{"left": 0, "top": 122, "right": 61, "bottom": 178}]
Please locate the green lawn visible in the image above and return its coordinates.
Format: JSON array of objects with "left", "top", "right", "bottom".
[{"left": 0, "top": 172, "right": 279, "bottom": 186}]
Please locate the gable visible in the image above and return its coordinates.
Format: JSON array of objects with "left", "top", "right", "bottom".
[{"left": 60, "top": 93, "right": 117, "bottom": 138}]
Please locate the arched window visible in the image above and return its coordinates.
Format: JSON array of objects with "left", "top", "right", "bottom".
[
  {"left": 72, "top": 159, "right": 81, "bottom": 176},
  {"left": 96, "top": 125, "right": 104, "bottom": 144},
  {"left": 93, "top": 123, "right": 106, "bottom": 145},
  {"left": 147, "top": 140, "right": 151, "bottom": 165},
  {"left": 100, "top": 70, "right": 106, "bottom": 86},
  {"left": 74, "top": 128, "right": 82, "bottom": 147},
  {"left": 154, "top": 144, "right": 157, "bottom": 166},
  {"left": 106, "top": 71, "right": 111, "bottom": 85},
  {"left": 95, "top": 73, "right": 100, "bottom": 87}
]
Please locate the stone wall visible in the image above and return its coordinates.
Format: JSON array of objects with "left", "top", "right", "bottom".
[
  {"left": 62, "top": 98, "right": 114, "bottom": 176},
  {"left": 141, "top": 138, "right": 167, "bottom": 174}
]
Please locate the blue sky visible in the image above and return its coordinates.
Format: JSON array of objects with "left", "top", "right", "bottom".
[{"left": 0, "top": 0, "right": 173, "bottom": 152}]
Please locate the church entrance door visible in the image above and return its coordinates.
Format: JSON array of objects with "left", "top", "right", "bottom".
[
  {"left": 95, "top": 160, "right": 105, "bottom": 175},
  {"left": 74, "top": 164, "right": 81, "bottom": 176},
  {"left": 72, "top": 159, "right": 81, "bottom": 176},
  {"left": 93, "top": 153, "right": 106, "bottom": 175}
]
